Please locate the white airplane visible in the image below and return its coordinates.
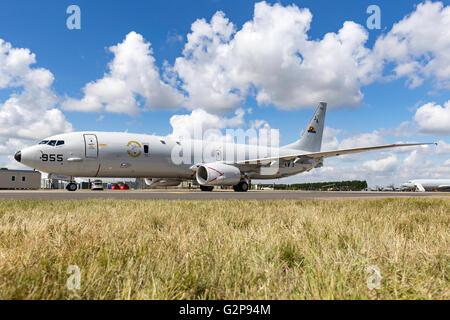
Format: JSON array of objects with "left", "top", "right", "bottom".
[
  {"left": 402, "top": 179, "right": 450, "bottom": 192},
  {"left": 14, "top": 102, "right": 435, "bottom": 192}
]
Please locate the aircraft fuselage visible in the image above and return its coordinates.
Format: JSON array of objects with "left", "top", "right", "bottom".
[{"left": 17, "top": 132, "right": 317, "bottom": 180}]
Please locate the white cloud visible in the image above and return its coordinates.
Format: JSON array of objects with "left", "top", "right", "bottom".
[
  {"left": 372, "top": 1, "right": 450, "bottom": 89},
  {"left": 414, "top": 100, "right": 450, "bottom": 135},
  {"left": 379, "top": 121, "right": 415, "bottom": 137},
  {"left": 0, "top": 38, "right": 72, "bottom": 168},
  {"left": 169, "top": 108, "right": 245, "bottom": 141},
  {"left": 166, "top": 30, "right": 184, "bottom": 44},
  {"left": 329, "top": 130, "right": 386, "bottom": 161},
  {"left": 363, "top": 155, "right": 398, "bottom": 172},
  {"left": 173, "top": 2, "right": 372, "bottom": 112},
  {"left": 249, "top": 119, "right": 269, "bottom": 130},
  {"left": 172, "top": 1, "right": 450, "bottom": 112},
  {"left": 172, "top": 12, "right": 240, "bottom": 113},
  {"left": 338, "top": 131, "right": 385, "bottom": 149},
  {"left": 168, "top": 107, "right": 283, "bottom": 149},
  {"left": 60, "top": 1, "right": 450, "bottom": 116},
  {"left": 62, "top": 31, "right": 184, "bottom": 115},
  {"left": 322, "top": 127, "right": 341, "bottom": 151},
  {"left": 248, "top": 119, "right": 280, "bottom": 147}
]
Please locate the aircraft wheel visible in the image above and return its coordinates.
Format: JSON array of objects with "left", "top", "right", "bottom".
[
  {"left": 239, "top": 181, "right": 249, "bottom": 192},
  {"left": 200, "top": 185, "right": 214, "bottom": 192},
  {"left": 233, "top": 181, "right": 249, "bottom": 192},
  {"left": 67, "top": 183, "right": 78, "bottom": 192}
]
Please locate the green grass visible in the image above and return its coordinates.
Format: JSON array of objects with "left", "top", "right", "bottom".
[{"left": 0, "top": 199, "right": 448, "bottom": 299}]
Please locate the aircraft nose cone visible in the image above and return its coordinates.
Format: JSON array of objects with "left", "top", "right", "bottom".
[{"left": 14, "top": 151, "right": 21, "bottom": 163}]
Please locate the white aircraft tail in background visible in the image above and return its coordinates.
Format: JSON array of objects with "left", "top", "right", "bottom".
[{"left": 402, "top": 179, "right": 450, "bottom": 192}]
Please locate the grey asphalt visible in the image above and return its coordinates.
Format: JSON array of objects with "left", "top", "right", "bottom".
[{"left": 0, "top": 190, "right": 448, "bottom": 200}]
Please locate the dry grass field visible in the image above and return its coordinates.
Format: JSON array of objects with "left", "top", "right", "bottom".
[{"left": 0, "top": 198, "right": 448, "bottom": 299}]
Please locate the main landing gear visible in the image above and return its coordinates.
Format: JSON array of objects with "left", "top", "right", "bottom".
[
  {"left": 199, "top": 180, "right": 250, "bottom": 192},
  {"left": 233, "top": 180, "right": 249, "bottom": 192},
  {"left": 66, "top": 182, "right": 78, "bottom": 192}
]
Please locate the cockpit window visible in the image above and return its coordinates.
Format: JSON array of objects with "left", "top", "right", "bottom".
[
  {"left": 56, "top": 140, "right": 65, "bottom": 146},
  {"left": 39, "top": 140, "right": 49, "bottom": 145},
  {"left": 48, "top": 140, "right": 57, "bottom": 146}
]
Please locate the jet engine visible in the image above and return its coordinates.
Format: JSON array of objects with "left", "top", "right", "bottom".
[{"left": 196, "top": 162, "right": 241, "bottom": 186}]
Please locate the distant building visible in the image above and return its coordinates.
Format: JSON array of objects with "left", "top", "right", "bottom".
[{"left": 0, "top": 169, "right": 41, "bottom": 189}]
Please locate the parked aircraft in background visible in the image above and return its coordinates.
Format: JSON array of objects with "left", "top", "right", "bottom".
[
  {"left": 402, "top": 179, "right": 450, "bottom": 192},
  {"left": 14, "top": 102, "right": 435, "bottom": 192}
]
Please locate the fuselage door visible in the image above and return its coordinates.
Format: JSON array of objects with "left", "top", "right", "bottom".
[
  {"left": 84, "top": 134, "right": 98, "bottom": 158},
  {"left": 216, "top": 147, "right": 222, "bottom": 161}
]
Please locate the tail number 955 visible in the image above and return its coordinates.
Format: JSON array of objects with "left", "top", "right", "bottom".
[{"left": 40, "top": 154, "right": 64, "bottom": 162}]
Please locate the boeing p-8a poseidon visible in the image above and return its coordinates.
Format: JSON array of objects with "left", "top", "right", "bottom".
[{"left": 14, "top": 103, "right": 434, "bottom": 192}]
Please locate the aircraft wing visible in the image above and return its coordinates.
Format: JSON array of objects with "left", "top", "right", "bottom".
[{"left": 237, "top": 143, "right": 436, "bottom": 165}]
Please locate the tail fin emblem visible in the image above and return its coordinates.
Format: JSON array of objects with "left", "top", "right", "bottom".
[{"left": 307, "top": 126, "right": 316, "bottom": 133}]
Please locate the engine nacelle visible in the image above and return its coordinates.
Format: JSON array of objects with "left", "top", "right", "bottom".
[{"left": 196, "top": 162, "right": 241, "bottom": 186}]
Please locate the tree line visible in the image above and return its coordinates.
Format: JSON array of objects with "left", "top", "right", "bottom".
[{"left": 258, "top": 180, "right": 368, "bottom": 191}]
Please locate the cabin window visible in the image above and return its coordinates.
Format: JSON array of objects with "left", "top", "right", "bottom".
[
  {"left": 176, "top": 141, "right": 181, "bottom": 145},
  {"left": 48, "top": 140, "right": 57, "bottom": 146},
  {"left": 56, "top": 140, "right": 65, "bottom": 146},
  {"left": 11, "top": 176, "right": 15, "bottom": 181},
  {"left": 144, "top": 144, "right": 149, "bottom": 154},
  {"left": 22, "top": 176, "right": 26, "bottom": 182}
]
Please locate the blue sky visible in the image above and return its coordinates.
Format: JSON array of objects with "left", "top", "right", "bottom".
[{"left": 1, "top": 0, "right": 449, "bottom": 185}]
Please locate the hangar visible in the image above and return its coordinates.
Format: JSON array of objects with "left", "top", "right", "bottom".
[{"left": 0, "top": 169, "right": 41, "bottom": 189}]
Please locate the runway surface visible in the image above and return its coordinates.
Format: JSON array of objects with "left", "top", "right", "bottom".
[{"left": 0, "top": 190, "right": 448, "bottom": 200}]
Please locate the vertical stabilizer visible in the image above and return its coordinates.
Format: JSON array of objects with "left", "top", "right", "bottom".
[{"left": 283, "top": 102, "right": 327, "bottom": 152}]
